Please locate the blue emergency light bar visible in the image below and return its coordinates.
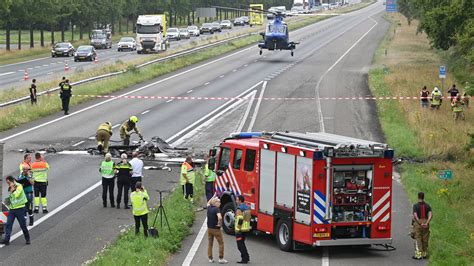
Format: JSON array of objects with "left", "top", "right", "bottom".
[{"left": 230, "top": 132, "right": 263, "bottom": 139}]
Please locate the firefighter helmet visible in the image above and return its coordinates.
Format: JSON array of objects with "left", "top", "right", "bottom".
[{"left": 129, "top": 116, "right": 138, "bottom": 123}]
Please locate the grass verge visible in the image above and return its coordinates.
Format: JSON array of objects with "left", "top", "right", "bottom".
[
  {"left": 0, "top": 15, "right": 328, "bottom": 132},
  {"left": 369, "top": 13, "right": 474, "bottom": 265},
  {"left": 89, "top": 172, "right": 204, "bottom": 265}
]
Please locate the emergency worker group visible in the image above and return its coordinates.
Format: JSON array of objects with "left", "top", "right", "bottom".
[{"left": 420, "top": 83, "right": 470, "bottom": 121}]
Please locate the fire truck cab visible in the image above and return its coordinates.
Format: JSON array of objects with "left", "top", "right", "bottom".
[
  {"left": 0, "top": 202, "right": 9, "bottom": 237},
  {"left": 210, "top": 132, "right": 394, "bottom": 250}
]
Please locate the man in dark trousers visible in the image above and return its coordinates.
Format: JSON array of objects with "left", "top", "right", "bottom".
[
  {"left": 29, "top": 79, "right": 37, "bottom": 104},
  {"left": 412, "top": 192, "right": 432, "bottom": 260},
  {"left": 447, "top": 84, "right": 459, "bottom": 101},
  {"left": 59, "top": 76, "right": 66, "bottom": 110},
  {"left": 60, "top": 79, "right": 72, "bottom": 115},
  {"left": 115, "top": 153, "right": 132, "bottom": 209},
  {"left": 235, "top": 195, "right": 250, "bottom": 264}
]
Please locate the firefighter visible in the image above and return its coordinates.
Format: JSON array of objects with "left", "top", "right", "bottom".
[
  {"left": 119, "top": 116, "right": 143, "bottom": 146},
  {"left": 412, "top": 192, "right": 432, "bottom": 260},
  {"left": 31, "top": 153, "right": 50, "bottom": 214},
  {"left": 451, "top": 94, "right": 465, "bottom": 121},
  {"left": 430, "top": 87, "right": 442, "bottom": 110},
  {"left": 60, "top": 79, "right": 72, "bottom": 115},
  {"left": 204, "top": 156, "right": 216, "bottom": 201},
  {"left": 235, "top": 195, "right": 250, "bottom": 264},
  {"left": 462, "top": 92, "right": 470, "bottom": 108},
  {"left": 180, "top": 156, "right": 195, "bottom": 203},
  {"left": 0, "top": 176, "right": 31, "bottom": 245},
  {"left": 96, "top": 121, "right": 113, "bottom": 153}
]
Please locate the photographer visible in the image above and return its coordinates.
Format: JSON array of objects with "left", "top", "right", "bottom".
[
  {"left": 0, "top": 176, "right": 31, "bottom": 245},
  {"left": 130, "top": 182, "right": 149, "bottom": 237}
]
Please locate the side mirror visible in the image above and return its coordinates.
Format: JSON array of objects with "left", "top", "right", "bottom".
[
  {"left": 259, "top": 32, "right": 265, "bottom": 37},
  {"left": 209, "top": 148, "right": 217, "bottom": 157},
  {"left": 217, "top": 170, "right": 224, "bottom": 176}
]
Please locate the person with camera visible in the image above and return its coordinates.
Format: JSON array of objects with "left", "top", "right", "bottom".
[
  {"left": 0, "top": 176, "right": 31, "bottom": 245},
  {"left": 180, "top": 156, "right": 195, "bottom": 203},
  {"left": 130, "top": 182, "right": 149, "bottom": 237},
  {"left": 16, "top": 165, "right": 35, "bottom": 226}
]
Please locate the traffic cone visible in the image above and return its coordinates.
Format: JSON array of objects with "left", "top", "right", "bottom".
[
  {"left": 23, "top": 70, "right": 29, "bottom": 80},
  {"left": 94, "top": 55, "right": 98, "bottom": 64},
  {"left": 64, "top": 61, "right": 70, "bottom": 71}
]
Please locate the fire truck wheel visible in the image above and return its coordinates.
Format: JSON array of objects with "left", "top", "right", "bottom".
[
  {"left": 276, "top": 219, "right": 293, "bottom": 252},
  {"left": 221, "top": 202, "right": 236, "bottom": 235}
]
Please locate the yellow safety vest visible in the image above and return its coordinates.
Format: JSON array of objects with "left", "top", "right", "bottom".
[
  {"left": 235, "top": 208, "right": 251, "bottom": 233},
  {"left": 180, "top": 162, "right": 195, "bottom": 185},
  {"left": 31, "top": 160, "right": 50, "bottom": 183},
  {"left": 204, "top": 163, "right": 216, "bottom": 182},
  {"left": 131, "top": 190, "right": 149, "bottom": 216},
  {"left": 431, "top": 92, "right": 442, "bottom": 105},
  {"left": 452, "top": 101, "right": 463, "bottom": 112},
  {"left": 9, "top": 183, "right": 28, "bottom": 210}
]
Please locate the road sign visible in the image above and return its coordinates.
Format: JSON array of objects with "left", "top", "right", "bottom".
[
  {"left": 438, "top": 169, "right": 453, "bottom": 180},
  {"left": 386, "top": 0, "right": 398, "bottom": 12},
  {"left": 439, "top": 65, "right": 446, "bottom": 79}
]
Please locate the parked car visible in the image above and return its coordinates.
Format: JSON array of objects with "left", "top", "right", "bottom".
[
  {"left": 74, "top": 45, "right": 97, "bottom": 62},
  {"left": 167, "top": 28, "right": 181, "bottom": 40},
  {"left": 211, "top": 22, "right": 222, "bottom": 32},
  {"left": 117, "top": 37, "right": 136, "bottom": 51},
  {"left": 220, "top": 20, "right": 232, "bottom": 29},
  {"left": 200, "top": 23, "right": 214, "bottom": 34},
  {"left": 233, "top": 17, "right": 245, "bottom": 26},
  {"left": 51, "top": 42, "right": 75, "bottom": 57},
  {"left": 179, "top": 28, "right": 191, "bottom": 39},
  {"left": 187, "top": 25, "right": 200, "bottom": 37}
]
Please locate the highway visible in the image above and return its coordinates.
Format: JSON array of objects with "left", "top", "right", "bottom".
[
  {"left": 0, "top": 25, "right": 255, "bottom": 93},
  {"left": 0, "top": 1, "right": 423, "bottom": 265}
]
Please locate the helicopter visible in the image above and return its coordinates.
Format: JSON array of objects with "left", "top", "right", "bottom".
[{"left": 212, "top": 6, "right": 299, "bottom": 56}]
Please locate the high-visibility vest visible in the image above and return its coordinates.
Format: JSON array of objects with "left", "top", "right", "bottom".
[
  {"left": 97, "top": 123, "right": 112, "bottom": 135},
  {"left": 431, "top": 91, "right": 442, "bottom": 105},
  {"left": 19, "top": 161, "right": 31, "bottom": 173},
  {"left": 204, "top": 163, "right": 216, "bottom": 182},
  {"left": 235, "top": 208, "right": 251, "bottom": 233},
  {"left": 131, "top": 190, "right": 149, "bottom": 216},
  {"left": 452, "top": 100, "right": 463, "bottom": 112},
  {"left": 100, "top": 160, "right": 115, "bottom": 178},
  {"left": 31, "top": 160, "right": 50, "bottom": 183},
  {"left": 9, "top": 183, "right": 28, "bottom": 210},
  {"left": 180, "top": 162, "right": 195, "bottom": 185}
]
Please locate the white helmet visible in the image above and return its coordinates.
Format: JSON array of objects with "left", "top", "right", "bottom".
[{"left": 433, "top": 87, "right": 439, "bottom": 92}]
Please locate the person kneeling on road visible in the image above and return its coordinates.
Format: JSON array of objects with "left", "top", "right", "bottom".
[
  {"left": 96, "top": 121, "right": 113, "bottom": 153},
  {"left": 131, "top": 182, "right": 149, "bottom": 237},
  {"left": 1, "top": 176, "right": 31, "bottom": 245},
  {"left": 119, "top": 116, "right": 143, "bottom": 146}
]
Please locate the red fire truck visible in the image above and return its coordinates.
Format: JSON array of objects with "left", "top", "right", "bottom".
[
  {"left": 209, "top": 131, "right": 394, "bottom": 250},
  {"left": 0, "top": 202, "right": 8, "bottom": 238}
]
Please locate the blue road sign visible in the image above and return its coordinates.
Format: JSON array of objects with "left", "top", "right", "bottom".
[
  {"left": 439, "top": 65, "right": 446, "bottom": 79},
  {"left": 386, "top": 0, "right": 398, "bottom": 12}
]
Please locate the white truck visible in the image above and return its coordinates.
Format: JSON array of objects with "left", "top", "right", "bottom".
[{"left": 136, "top": 15, "right": 168, "bottom": 54}]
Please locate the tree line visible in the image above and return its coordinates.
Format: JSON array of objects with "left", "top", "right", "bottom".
[
  {"left": 398, "top": 0, "right": 474, "bottom": 65},
  {"left": 0, "top": 0, "right": 293, "bottom": 50}
]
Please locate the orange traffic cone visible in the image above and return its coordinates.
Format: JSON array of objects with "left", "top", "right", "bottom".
[
  {"left": 23, "top": 70, "right": 29, "bottom": 80},
  {"left": 64, "top": 61, "right": 70, "bottom": 71},
  {"left": 94, "top": 55, "right": 98, "bottom": 64}
]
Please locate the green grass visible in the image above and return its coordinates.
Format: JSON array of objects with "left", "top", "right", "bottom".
[
  {"left": 89, "top": 173, "right": 204, "bottom": 265},
  {"left": 369, "top": 13, "right": 474, "bottom": 265}
]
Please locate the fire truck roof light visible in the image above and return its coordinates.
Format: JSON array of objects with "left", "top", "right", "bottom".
[{"left": 230, "top": 132, "right": 263, "bottom": 139}]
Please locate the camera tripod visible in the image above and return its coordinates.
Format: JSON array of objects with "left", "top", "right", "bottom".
[{"left": 151, "top": 190, "right": 171, "bottom": 234}]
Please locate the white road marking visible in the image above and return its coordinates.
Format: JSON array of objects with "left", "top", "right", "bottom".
[
  {"left": 166, "top": 99, "right": 173, "bottom": 103},
  {"left": 314, "top": 16, "right": 378, "bottom": 133},
  {"left": 0, "top": 56, "right": 49, "bottom": 68},
  {"left": 43, "top": 64, "right": 49, "bottom": 67},
  {"left": 187, "top": 90, "right": 193, "bottom": 93},
  {"left": 236, "top": 90, "right": 257, "bottom": 132},
  {"left": 47, "top": 72, "right": 54, "bottom": 75},
  {"left": 141, "top": 110, "right": 150, "bottom": 115},
  {"left": 182, "top": 218, "right": 208, "bottom": 266},
  {"left": 322, "top": 248, "right": 329, "bottom": 266},
  {"left": 0, "top": 45, "right": 254, "bottom": 143},
  {"left": 72, "top": 140, "right": 85, "bottom": 147},
  {"left": 232, "top": 69, "right": 237, "bottom": 72},
  {"left": 247, "top": 81, "right": 267, "bottom": 131},
  {"left": 219, "top": 75, "right": 224, "bottom": 78},
  {"left": 34, "top": 66, "right": 41, "bottom": 68},
  {"left": 204, "top": 82, "right": 210, "bottom": 86},
  {"left": 244, "top": 64, "right": 248, "bottom": 67},
  {"left": 0, "top": 72, "right": 14, "bottom": 77},
  {"left": 112, "top": 124, "right": 121, "bottom": 129}
]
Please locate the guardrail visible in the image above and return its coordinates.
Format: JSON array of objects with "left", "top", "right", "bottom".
[{"left": 1, "top": 32, "right": 257, "bottom": 108}]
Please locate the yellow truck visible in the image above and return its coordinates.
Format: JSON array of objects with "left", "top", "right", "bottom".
[{"left": 249, "top": 4, "right": 264, "bottom": 26}]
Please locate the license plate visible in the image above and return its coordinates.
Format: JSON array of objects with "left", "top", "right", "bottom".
[
  {"left": 313, "top": 233, "right": 330, "bottom": 238},
  {"left": 80, "top": 57, "right": 85, "bottom": 59}
]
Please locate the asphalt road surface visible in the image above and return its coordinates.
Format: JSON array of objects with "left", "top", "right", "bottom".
[
  {"left": 0, "top": 1, "right": 424, "bottom": 265},
  {"left": 0, "top": 24, "right": 256, "bottom": 93}
]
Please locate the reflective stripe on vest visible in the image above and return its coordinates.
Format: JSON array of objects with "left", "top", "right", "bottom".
[
  {"left": 9, "top": 184, "right": 28, "bottom": 209},
  {"left": 100, "top": 161, "right": 115, "bottom": 178},
  {"left": 31, "top": 161, "right": 49, "bottom": 182},
  {"left": 235, "top": 211, "right": 251, "bottom": 233}
]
